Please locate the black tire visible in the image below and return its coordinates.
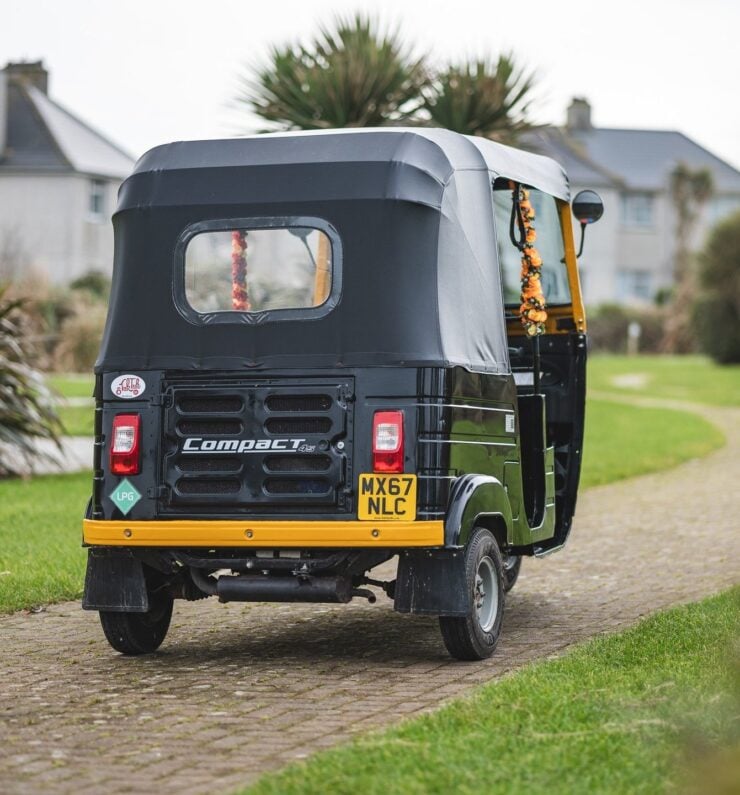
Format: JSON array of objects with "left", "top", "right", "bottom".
[
  {"left": 99, "top": 595, "right": 173, "bottom": 655},
  {"left": 502, "top": 553, "right": 522, "bottom": 592},
  {"left": 439, "top": 527, "right": 505, "bottom": 661}
]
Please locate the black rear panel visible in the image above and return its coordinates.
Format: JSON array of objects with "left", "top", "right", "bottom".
[{"left": 161, "top": 378, "right": 353, "bottom": 514}]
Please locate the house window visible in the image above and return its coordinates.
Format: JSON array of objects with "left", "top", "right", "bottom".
[
  {"left": 616, "top": 269, "right": 653, "bottom": 302},
  {"left": 620, "top": 193, "right": 654, "bottom": 227},
  {"left": 708, "top": 196, "right": 740, "bottom": 225},
  {"left": 88, "top": 179, "right": 106, "bottom": 220}
]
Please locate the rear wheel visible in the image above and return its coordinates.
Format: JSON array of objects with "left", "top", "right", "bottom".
[
  {"left": 99, "top": 594, "right": 173, "bottom": 655},
  {"left": 439, "top": 528, "right": 505, "bottom": 661}
]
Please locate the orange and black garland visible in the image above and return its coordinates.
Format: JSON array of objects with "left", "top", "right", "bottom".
[
  {"left": 231, "top": 230, "right": 250, "bottom": 311},
  {"left": 517, "top": 188, "right": 547, "bottom": 336}
]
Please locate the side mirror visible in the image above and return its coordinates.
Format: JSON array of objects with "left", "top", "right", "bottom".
[{"left": 572, "top": 189, "right": 604, "bottom": 257}]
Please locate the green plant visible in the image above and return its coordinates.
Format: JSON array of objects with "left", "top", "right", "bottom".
[
  {"left": 239, "top": 14, "right": 425, "bottom": 130},
  {"left": 422, "top": 55, "right": 537, "bottom": 143},
  {"left": 0, "top": 286, "right": 63, "bottom": 476},
  {"left": 693, "top": 209, "right": 740, "bottom": 364}
]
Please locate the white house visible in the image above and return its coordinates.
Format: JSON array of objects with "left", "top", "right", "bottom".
[
  {"left": 0, "top": 61, "right": 134, "bottom": 283},
  {"left": 526, "top": 99, "right": 740, "bottom": 306}
]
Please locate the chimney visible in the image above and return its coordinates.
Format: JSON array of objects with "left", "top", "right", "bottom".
[
  {"left": 4, "top": 60, "right": 49, "bottom": 94},
  {"left": 566, "top": 97, "right": 592, "bottom": 131}
]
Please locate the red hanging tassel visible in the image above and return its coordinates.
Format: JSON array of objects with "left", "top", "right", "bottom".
[{"left": 231, "top": 230, "right": 250, "bottom": 311}]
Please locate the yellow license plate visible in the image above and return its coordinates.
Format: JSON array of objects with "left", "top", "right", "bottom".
[{"left": 357, "top": 474, "right": 417, "bottom": 521}]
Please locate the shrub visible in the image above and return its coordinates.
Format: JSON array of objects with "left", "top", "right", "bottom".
[
  {"left": 54, "top": 298, "right": 107, "bottom": 372},
  {"left": 8, "top": 276, "right": 109, "bottom": 372},
  {"left": 693, "top": 210, "right": 740, "bottom": 364},
  {"left": 586, "top": 303, "right": 666, "bottom": 354},
  {"left": 70, "top": 270, "right": 111, "bottom": 301},
  {"left": 0, "top": 286, "right": 63, "bottom": 476}
]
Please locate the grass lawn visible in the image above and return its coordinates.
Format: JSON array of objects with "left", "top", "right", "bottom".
[
  {"left": 46, "top": 373, "right": 94, "bottom": 399},
  {"left": 588, "top": 354, "right": 740, "bottom": 406},
  {"left": 581, "top": 398, "right": 723, "bottom": 487},
  {"left": 57, "top": 404, "right": 95, "bottom": 436},
  {"left": 45, "top": 373, "right": 95, "bottom": 435},
  {"left": 243, "top": 588, "right": 740, "bottom": 795},
  {"left": 0, "top": 472, "right": 90, "bottom": 613}
]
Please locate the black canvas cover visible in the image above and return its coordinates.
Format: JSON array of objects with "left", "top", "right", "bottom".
[{"left": 97, "top": 129, "right": 570, "bottom": 374}]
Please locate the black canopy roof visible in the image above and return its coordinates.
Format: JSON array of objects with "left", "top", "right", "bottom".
[{"left": 97, "top": 129, "right": 570, "bottom": 374}]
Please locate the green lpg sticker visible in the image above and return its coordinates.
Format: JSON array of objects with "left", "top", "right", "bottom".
[{"left": 110, "top": 479, "right": 142, "bottom": 515}]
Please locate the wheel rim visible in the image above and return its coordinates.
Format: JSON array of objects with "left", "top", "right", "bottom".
[{"left": 474, "top": 556, "right": 498, "bottom": 632}]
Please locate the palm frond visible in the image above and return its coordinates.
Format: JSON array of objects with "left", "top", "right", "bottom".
[
  {"left": 421, "top": 55, "right": 538, "bottom": 144},
  {"left": 237, "top": 14, "right": 426, "bottom": 130},
  {"left": 0, "top": 285, "right": 63, "bottom": 477}
]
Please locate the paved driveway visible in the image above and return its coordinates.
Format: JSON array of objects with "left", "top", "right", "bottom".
[{"left": 1, "top": 399, "right": 738, "bottom": 794}]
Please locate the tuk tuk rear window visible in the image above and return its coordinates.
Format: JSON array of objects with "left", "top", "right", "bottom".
[{"left": 182, "top": 221, "right": 336, "bottom": 320}]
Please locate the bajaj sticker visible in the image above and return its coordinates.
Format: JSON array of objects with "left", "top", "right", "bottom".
[
  {"left": 110, "top": 479, "right": 142, "bottom": 516},
  {"left": 112, "top": 374, "right": 146, "bottom": 399}
]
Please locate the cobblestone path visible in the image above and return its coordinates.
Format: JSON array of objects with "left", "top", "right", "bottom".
[{"left": 1, "top": 398, "right": 738, "bottom": 794}]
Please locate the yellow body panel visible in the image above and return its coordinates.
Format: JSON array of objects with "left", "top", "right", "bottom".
[
  {"left": 83, "top": 518, "right": 444, "bottom": 548},
  {"left": 558, "top": 200, "right": 587, "bottom": 334}
]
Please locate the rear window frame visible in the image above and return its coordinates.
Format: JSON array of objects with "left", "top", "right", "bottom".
[{"left": 174, "top": 216, "right": 343, "bottom": 326}]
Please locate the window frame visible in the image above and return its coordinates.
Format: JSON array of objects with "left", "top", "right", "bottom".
[
  {"left": 174, "top": 216, "right": 343, "bottom": 326},
  {"left": 88, "top": 178, "right": 107, "bottom": 221},
  {"left": 620, "top": 192, "right": 655, "bottom": 228},
  {"left": 616, "top": 268, "right": 653, "bottom": 302}
]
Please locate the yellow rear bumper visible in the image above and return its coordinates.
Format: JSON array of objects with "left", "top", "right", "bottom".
[{"left": 82, "top": 518, "right": 444, "bottom": 548}]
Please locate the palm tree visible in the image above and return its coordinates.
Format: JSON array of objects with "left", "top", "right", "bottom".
[
  {"left": 239, "top": 15, "right": 426, "bottom": 130},
  {"left": 661, "top": 162, "right": 714, "bottom": 352},
  {"left": 421, "top": 55, "right": 537, "bottom": 144}
]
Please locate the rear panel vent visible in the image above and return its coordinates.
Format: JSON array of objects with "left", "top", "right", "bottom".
[
  {"left": 264, "top": 477, "right": 331, "bottom": 495},
  {"left": 178, "top": 457, "right": 242, "bottom": 473},
  {"left": 178, "top": 396, "right": 243, "bottom": 414},
  {"left": 265, "top": 394, "right": 332, "bottom": 412},
  {"left": 264, "top": 454, "right": 331, "bottom": 472},
  {"left": 265, "top": 417, "right": 332, "bottom": 435},
  {"left": 178, "top": 419, "right": 243, "bottom": 435},
  {"left": 177, "top": 478, "right": 241, "bottom": 495}
]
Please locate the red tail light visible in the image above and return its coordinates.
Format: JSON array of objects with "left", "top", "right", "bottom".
[
  {"left": 110, "top": 414, "right": 141, "bottom": 475},
  {"left": 372, "top": 410, "right": 404, "bottom": 473}
]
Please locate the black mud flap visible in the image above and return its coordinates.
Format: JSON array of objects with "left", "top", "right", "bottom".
[
  {"left": 82, "top": 549, "right": 148, "bottom": 612},
  {"left": 394, "top": 548, "right": 469, "bottom": 617}
]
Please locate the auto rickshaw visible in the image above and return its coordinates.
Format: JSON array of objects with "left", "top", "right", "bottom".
[{"left": 82, "top": 129, "right": 603, "bottom": 660}]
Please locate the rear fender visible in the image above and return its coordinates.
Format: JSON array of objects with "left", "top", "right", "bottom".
[
  {"left": 444, "top": 474, "right": 513, "bottom": 548},
  {"left": 393, "top": 474, "right": 513, "bottom": 617}
]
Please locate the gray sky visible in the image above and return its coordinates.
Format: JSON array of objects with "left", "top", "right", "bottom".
[{"left": 4, "top": 0, "right": 740, "bottom": 168}]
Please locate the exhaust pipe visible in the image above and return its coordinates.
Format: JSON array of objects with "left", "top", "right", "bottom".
[{"left": 190, "top": 567, "right": 353, "bottom": 604}]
